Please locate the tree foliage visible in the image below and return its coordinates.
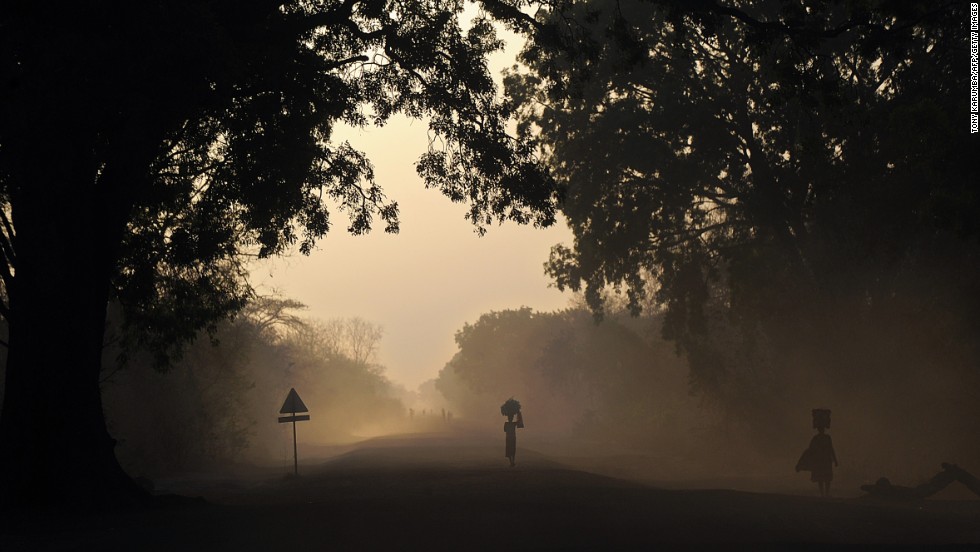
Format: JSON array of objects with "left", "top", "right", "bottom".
[
  {"left": 1, "top": 0, "right": 560, "bottom": 361},
  {"left": 437, "top": 307, "right": 694, "bottom": 445},
  {"left": 508, "top": 0, "right": 979, "bottom": 441},
  {"left": 103, "top": 296, "right": 404, "bottom": 475},
  {"left": 0, "top": 0, "right": 559, "bottom": 507}
]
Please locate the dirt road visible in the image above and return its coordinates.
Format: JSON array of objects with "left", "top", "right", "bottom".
[{"left": 3, "top": 432, "right": 979, "bottom": 550}]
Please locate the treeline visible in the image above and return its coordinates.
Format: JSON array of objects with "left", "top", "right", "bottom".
[
  {"left": 504, "top": 1, "right": 978, "bottom": 479},
  {"left": 100, "top": 296, "right": 404, "bottom": 477},
  {"left": 436, "top": 307, "right": 702, "bottom": 451},
  {"left": 434, "top": 302, "right": 980, "bottom": 481}
]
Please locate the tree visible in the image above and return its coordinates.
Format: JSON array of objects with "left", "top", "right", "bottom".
[
  {"left": 436, "top": 307, "right": 693, "bottom": 442},
  {"left": 316, "top": 316, "right": 384, "bottom": 366},
  {"left": 0, "top": 0, "right": 557, "bottom": 508},
  {"left": 509, "top": 1, "right": 979, "bottom": 443},
  {"left": 102, "top": 295, "right": 403, "bottom": 475}
]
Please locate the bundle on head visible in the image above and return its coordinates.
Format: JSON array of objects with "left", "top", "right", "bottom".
[
  {"left": 812, "top": 408, "right": 831, "bottom": 429},
  {"left": 501, "top": 398, "right": 521, "bottom": 417}
]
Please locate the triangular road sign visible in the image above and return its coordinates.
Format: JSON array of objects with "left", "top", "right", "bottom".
[{"left": 279, "top": 388, "right": 309, "bottom": 414}]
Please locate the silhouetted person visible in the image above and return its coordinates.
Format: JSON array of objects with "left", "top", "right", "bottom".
[
  {"left": 409, "top": 408, "right": 414, "bottom": 420},
  {"left": 504, "top": 411, "right": 524, "bottom": 467},
  {"left": 441, "top": 408, "right": 446, "bottom": 421},
  {"left": 861, "top": 463, "right": 980, "bottom": 500},
  {"left": 796, "top": 408, "right": 838, "bottom": 496}
]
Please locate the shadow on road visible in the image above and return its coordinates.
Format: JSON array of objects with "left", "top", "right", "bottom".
[{"left": 3, "top": 431, "right": 980, "bottom": 550}]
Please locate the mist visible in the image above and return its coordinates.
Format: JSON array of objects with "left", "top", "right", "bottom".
[
  {"left": 431, "top": 302, "right": 980, "bottom": 497},
  {"left": 87, "top": 286, "right": 980, "bottom": 503},
  {"left": 99, "top": 296, "right": 412, "bottom": 477},
  {"left": 3, "top": 0, "right": 979, "bottom": 548}
]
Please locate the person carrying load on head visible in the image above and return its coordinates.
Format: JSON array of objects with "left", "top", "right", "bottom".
[
  {"left": 501, "top": 398, "right": 524, "bottom": 467},
  {"left": 796, "top": 408, "right": 839, "bottom": 497}
]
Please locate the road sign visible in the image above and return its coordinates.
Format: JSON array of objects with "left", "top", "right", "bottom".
[
  {"left": 278, "top": 415, "right": 311, "bottom": 423},
  {"left": 278, "top": 387, "right": 310, "bottom": 476},
  {"left": 279, "top": 388, "right": 309, "bottom": 414}
]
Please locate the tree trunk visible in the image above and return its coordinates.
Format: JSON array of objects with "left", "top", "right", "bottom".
[
  {"left": 0, "top": 275, "right": 146, "bottom": 509},
  {"left": 0, "top": 4, "right": 196, "bottom": 510},
  {"left": 0, "top": 151, "right": 149, "bottom": 510}
]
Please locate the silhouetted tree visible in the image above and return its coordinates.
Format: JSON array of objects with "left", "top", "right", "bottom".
[
  {"left": 103, "top": 294, "right": 403, "bottom": 475},
  {"left": 508, "top": 1, "right": 978, "bottom": 442},
  {"left": 436, "top": 307, "right": 693, "bottom": 442},
  {"left": 0, "top": 0, "right": 557, "bottom": 508},
  {"left": 318, "top": 316, "right": 384, "bottom": 366}
]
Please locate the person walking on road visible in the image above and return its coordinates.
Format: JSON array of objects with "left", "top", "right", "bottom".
[{"left": 501, "top": 398, "right": 524, "bottom": 467}]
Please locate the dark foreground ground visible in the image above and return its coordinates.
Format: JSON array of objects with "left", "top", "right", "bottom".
[{"left": 3, "top": 433, "right": 980, "bottom": 551}]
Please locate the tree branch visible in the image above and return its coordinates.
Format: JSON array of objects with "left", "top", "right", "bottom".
[
  {"left": 0, "top": 206, "right": 16, "bottom": 267},
  {"left": 696, "top": 0, "right": 863, "bottom": 39},
  {"left": 325, "top": 54, "right": 370, "bottom": 70},
  {"left": 476, "top": 0, "right": 545, "bottom": 34},
  {"left": 0, "top": 294, "right": 10, "bottom": 323},
  {"left": 286, "top": 0, "right": 359, "bottom": 35}
]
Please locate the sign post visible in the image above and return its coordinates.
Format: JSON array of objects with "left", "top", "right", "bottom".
[{"left": 278, "top": 388, "right": 310, "bottom": 476}]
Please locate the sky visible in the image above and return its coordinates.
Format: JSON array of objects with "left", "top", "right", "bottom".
[{"left": 249, "top": 28, "right": 574, "bottom": 390}]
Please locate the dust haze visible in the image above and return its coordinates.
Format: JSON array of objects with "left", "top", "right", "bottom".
[
  {"left": 2, "top": 1, "right": 978, "bottom": 548},
  {"left": 76, "top": 289, "right": 980, "bottom": 501}
]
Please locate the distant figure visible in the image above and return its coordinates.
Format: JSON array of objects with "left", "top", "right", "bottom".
[
  {"left": 441, "top": 408, "right": 446, "bottom": 421},
  {"left": 796, "top": 408, "right": 838, "bottom": 497},
  {"left": 500, "top": 398, "right": 524, "bottom": 467},
  {"left": 860, "top": 463, "right": 980, "bottom": 501},
  {"left": 503, "top": 412, "right": 525, "bottom": 467},
  {"left": 409, "top": 408, "right": 414, "bottom": 420}
]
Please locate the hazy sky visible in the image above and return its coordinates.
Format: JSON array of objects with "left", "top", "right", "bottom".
[{"left": 250, "top": 28, "right": 573, "bottom": 389}]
